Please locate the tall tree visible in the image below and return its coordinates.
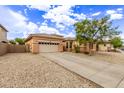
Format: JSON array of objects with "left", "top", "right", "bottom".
[{"left": 74, "top": 16, "right": 121, "bottom": 54}]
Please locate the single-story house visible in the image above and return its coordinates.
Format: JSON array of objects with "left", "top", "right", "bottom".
[
  {"left": 0, "top": 24, "right": 8, "bottom": 42},
  {"left": 25, "top": 33, "right": 113, "bottom": 53}
]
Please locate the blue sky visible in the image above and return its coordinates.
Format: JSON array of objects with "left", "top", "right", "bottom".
[{"left": 0, "top": 5, "right": 124, "bottom": 40}]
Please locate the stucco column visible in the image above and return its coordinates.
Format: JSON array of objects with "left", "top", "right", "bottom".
[
  {"left": 93, "top": 43, "right": 96, "bottom": 51},
  {"left": 58, "top": 41, "right": 64, "bottom": 52},
  {"left": 32, "top": 39, "right": 39, "bottom": 54},
  {"left": 68, "top": 41, "right": 70, "bottom": 52},
  {"left": 72, "top": 41, "right": 75, "bottom": 51}
]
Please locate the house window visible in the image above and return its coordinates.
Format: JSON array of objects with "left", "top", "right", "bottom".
[
  {"left": 46, "top": 42, "right": 48, "bottom": 45},
  {"left": 38, "top": 42, "right": 41, "bottom": 44},
  {"left": 46, "top": 42, "right": 49, "bottom": 45},
  {"left": 104, "top": 44, "right": 106, "bottom": 46},
  {"left": 66, "top": 42, "right": 68, "bottom": 48},
  {"left": 1, "top": 41, "right": 7, "bottom": 43},
  {"left": 70, "top": 41, "right": 72, "bottom": 48}
]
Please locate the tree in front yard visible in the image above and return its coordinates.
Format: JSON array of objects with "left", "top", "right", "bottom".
[
  {"left": 9, "top": 40, "right": 16, "bottom": 44},
  {"left": 74, "top": 16, "right": 121, "bottom": 55},
  {"left": 111, "top": 37, "right": 123, "bottom": 49},
  {"left": 15, "top": 38, "right": 25, "bottom": 45}
]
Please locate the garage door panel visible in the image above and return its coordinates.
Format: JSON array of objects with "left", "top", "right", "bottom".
[{"left": 39, "top": 42, "right": 59, "bottom": 52}]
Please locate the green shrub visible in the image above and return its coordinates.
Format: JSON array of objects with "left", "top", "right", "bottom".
[
  {"left": 9, "top": 40, "right": 16, "bottom": 44},
  {"left": 74, "top": 46, "right": 80, "bottom": 53}
]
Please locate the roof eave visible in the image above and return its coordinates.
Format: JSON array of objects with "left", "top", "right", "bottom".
[{"left": 0, "top": 24, "right": 8, "bottom": 32}]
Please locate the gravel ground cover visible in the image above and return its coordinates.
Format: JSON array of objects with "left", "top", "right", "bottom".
[
  {"left": 67, "top": 52, "right": 124, "bottom": 64},
  {"left": 0, "top": 53, "right": 100, "bottom": 88}
]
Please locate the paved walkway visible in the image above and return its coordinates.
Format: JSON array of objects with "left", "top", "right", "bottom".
[{"left": 40, "top": 52, "right": 124, "bottom": 88}]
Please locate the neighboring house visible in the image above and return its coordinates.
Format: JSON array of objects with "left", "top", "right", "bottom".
[
  {"left": 97, "top": 42, "right": 113, "bottom": 52},
  {"left": 0, "top": 24, "right": 8, "bottom": 42}
]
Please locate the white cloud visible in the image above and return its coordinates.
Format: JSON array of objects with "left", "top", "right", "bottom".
[
  {"left": 41, "top": 5, "right": 78, "bottom": 37},
  {"left": 43, "top": 5, "right": 76, "bottom": 26},
  {"left": 120, "top": 32, "right": 124, "bottom": 40},
  {"left": 92, "top": 12, "right": 101, "bottom": 16},
  {"left": 42, "top": 5, "right": 87, "bottom": 32},
  {"left": 65, "top": 32, "right": 75, "bottom": 37},
  {"left": 39, "top": 25, "right": 60, "bottom": 35},
  {"left": 106, "top": 10, "right": 116, "bottom": 14},
  {"left": 27, "top": 22, "right": 38, "bottom": 33},
  {"left": 39, "top": 25, "right": 69, "bottom": 37},
  {"left": 9, "top": 10, "right": 27, "bottom": 21},
  {"left": 46, "top": 5, "right": 73, "bottom": 15},
  {"left": 41, "top": 20, "right": 48, "bottom": 26},
  {"left": 0, "top": 5, "right": 90, "bottom": 39},
  {"left": 117, "top": 8, "right": 123, "bottom": 11},
  {"left": 0, "top": 6, "right": 76, "bottom": 39},
  {"left": 35, "top": 5, "right": 87, "bottom": 37},
  {"left": 0, "top": 6, "right": 39, "bottom": 39},
  {"left": 72, "top": 13, "right": 86, "bottom": 20},
  {"left": 27, "top": 5, "right": 51, "bottom": 12},
  {"left": 106, "top": 9, "right": 123, "bottom": 20},
  {"left": 110, "top": 14, "right": 123, "bottom": 20},
  {"left": 24, "top": 8, "right": 28, "bottom": 16},
  {"left": 87, "top": 17, "right": 92, "bottom": 20},
  {"left": 56, "top": 23, "right": 65, "bottom": 30}
]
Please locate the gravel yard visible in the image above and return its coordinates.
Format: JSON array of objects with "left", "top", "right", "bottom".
[
  {"left": 0, "top": 53, "right": 100, "bottom": 88},
  {"left": 67, "top": 52, "right": 124, "bottom": 64}
]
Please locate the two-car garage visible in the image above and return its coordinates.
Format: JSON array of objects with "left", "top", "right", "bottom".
[
  {"left": 25, "top": 34, "right": 64, "bottom": 53},
  {"left": 39, "top": 41, "right": 59, "bottom": 52}
]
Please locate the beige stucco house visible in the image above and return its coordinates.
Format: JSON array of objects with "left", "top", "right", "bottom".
[
  {"left": 25, "top": 33, "right": 113, "bottom": 53},
  {"left": 25, "top": 34, "right": 77, "bottom": 53},
  {"left": 0, "top": 24, "right": 8, "bottom": 42},
  {"left": 25, "top": 34, "right": 65, "bottom": 53}
]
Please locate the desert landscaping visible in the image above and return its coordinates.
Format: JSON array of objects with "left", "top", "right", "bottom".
[
  {"left": 0, "top": 53, "right": 101, "bottom": 88},
  {"left": 0, "top": 51, "right": 124, "bottom": 87},
  {"left": 0, "top": 5, "right": 124, "bottom": 88},
  {"left": 68, "top": 51, "right": 124, "bottom": 64}
]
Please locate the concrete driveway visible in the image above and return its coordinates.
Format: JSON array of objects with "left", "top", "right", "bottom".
[{"left": 40, "top": 52, "right": 124, "bottom": 88}]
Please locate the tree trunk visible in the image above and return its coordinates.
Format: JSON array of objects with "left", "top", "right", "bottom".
[{"left": 89, "top": 42, "right": 93, "bottom": 56}]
